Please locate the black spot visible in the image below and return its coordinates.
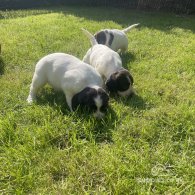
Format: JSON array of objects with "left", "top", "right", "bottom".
[
  {"left": 106, "top": 70, "right": 134, "bottom": 93},
  {"left": 72, "top": 87, "right": 109, "bottom": 113},
  {"left": 94, "top": 31, "right": 107, "bottom": 45},
  {"left": 108, "top": 32, "right": 114, "bottom": 46},
  {"left": 105, "top": 72, "right": 118, "bottom": 93}
]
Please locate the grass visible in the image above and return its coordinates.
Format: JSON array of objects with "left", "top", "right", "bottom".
[{"left": 0, "top": 6, "right": 195, "bottom": 194}]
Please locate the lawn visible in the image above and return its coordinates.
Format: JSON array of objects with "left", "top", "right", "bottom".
[{"left": 0, "top": 6, "right": 195, "bottom": 194}]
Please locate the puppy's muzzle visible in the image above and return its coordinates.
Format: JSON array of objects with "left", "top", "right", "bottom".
[{"left": 93, "top": 111, "right": 105, "bottom": 119}]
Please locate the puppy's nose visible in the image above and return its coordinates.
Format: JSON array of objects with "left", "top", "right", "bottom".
[{"left": 93, "top": 111, "right": 105, "bottom": 119}]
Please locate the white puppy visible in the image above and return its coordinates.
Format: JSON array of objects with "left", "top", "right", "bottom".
[
  {"left": 27, "top": 53, "right": 109, "bottom": 118},
  {"left": 82, "top": 29, "right": 134, "bottom": 97},
  {"left": 94, "top": 23, "right": 139, "bottom": 52}
]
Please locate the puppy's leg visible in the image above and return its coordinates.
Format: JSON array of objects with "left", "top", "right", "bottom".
[
  {"left": 119, "top": 44, "right": 128, "bottom": 53},
  {"left": 65, "top": 93, "right": 73, "bottom": 112},
  {"left": 27, "top": 74, "right": 46, "bottom": 103}
]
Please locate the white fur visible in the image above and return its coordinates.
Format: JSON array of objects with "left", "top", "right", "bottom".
[
  {"left": 27, "top": 53, "right": 104, "bottom": 111},
  {"left": 96, "top": 23, "right": 139, "bottom": 52},
  {"left": 83, "top": 44, "right": 123, "bottom": 79},
  {"left": 82, "top": 28, "right": 134, "bottom": 97},
  {"left": 93, "top": 95, "right": 104, "bottom": 118},
  {"left": 82, "top": 28, "right": 122, "bottom": 78}
]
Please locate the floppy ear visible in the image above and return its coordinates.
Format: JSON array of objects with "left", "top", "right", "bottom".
[
  {"left": 71, "top": 87, "right": 98, "bottom": 111},
  {"left": 71, "top": 87, "right": 91, "bottom": 111},
  {"left": 94, "top": 31, "right": 106, "bottom": 45},
  {"left": 105, "top": 73, "right": 118, "bottom": 92},
  {"left": 114, "top": 70, "right": 134, "bottom": 92},
  {"left": 71, "top": 92, "right": 82, "bottom": 111}
]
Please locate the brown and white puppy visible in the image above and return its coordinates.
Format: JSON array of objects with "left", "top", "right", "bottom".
[
  {"left": 27, "top": 53, "right": 109, "bottom": 118},
  {"left": 82, "top": 29, "right": 134, "bottom": 97},
  {"left": 94, "top": 23, "right": 139, "bottom": 53}
]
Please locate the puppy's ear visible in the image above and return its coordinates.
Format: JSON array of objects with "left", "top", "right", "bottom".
[
  {"left": 94, "top": 31, "right": 106, "bottom": 45},
  {"left": 105, "top": 72, "right": 118, "bottom": 92},
  {"left": 71, "top": 87, "right": 96, "bottom": 111},
  {"left": 72, "top": 87, "right": 90, "bottom": 111},
  {"left": 71, "top": 92, "right": 81, "bottom": 111}
]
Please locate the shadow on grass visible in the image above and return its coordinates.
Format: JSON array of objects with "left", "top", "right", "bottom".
[
  {"left": 36, "top": 87, "right": 117, "bottom": 144},
  {"left": 0, "top": 8, "right": 52, "bottom": 20},
  {"left": 36, "top": 87, "right": 69, "bottom": 112},
  {"left": 0, "top": 56, "right": 5, "bottom": 75},
  {"left": 121, "top": 52, "right": 136, "bottom": 69},
  {"left": 73, "top": 106, "right": 117, "bottom": 144},
  {"left": 1, "top": 6, "right": 194, "bottom": 32},
  {"left": 110, "top": 92, "right": 149, "bottom": 111},
  {"left": 57, "top": 6, "right": 195, "bottom": 33},
  {"left": 122, "top": 93, "right": 149, "bottom": 110}
]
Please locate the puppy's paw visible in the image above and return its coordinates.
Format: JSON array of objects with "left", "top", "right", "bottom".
[{"left": 27, "top": 95, "right": 36, "bottom": 104}]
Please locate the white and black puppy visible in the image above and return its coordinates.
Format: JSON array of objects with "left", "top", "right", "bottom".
[
  {"left": 27, "top": 53, "right": 109, "bottom": 118},
  {"left": 94, "top": 23, "right": 139, "bottom": 52},
  {"left": 82, "top": 29, "right": 134, "bottom": 97}
]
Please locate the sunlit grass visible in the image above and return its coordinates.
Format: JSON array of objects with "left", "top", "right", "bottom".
[{"left": 0, "top": 6, "right": 195, "bottom": 194}]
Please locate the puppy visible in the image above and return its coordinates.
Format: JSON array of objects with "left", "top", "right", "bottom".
[
  {"left": 27, "top": 53, "right": 109, "bottom": 118},
  {"left": 82, "top": 29, "right": 134, "bottom": 97},
  {"left": 94, "top": 23, "right": 139, "bottom": 52}
]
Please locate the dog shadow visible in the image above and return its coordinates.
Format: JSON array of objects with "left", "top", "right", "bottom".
[
  {"left": 3, "top": 6, "right": 194, "bottom": 33},
  {"left": 0, "top": 56, "right": 5, "bottom": 75},
  {"left": 36, "top": 87, "right": 69, "bottom": 112},
  {"left": 58, "top": 6, "right": 195, "bottom": 33},
  {"left": 72, "top": 106, "right": 117, "bottom": 144},
  {"left": 111, "top": 92, "right": 149, "bottom": 111},
  {"left": 36, "top": 87, "right": 118, "bottom": 144},
  {"left": 124, "top": 94, "right": 148, "bottom": 110},
  {"left": 120, "top": 52, "right": 136, "bottom": 69}
]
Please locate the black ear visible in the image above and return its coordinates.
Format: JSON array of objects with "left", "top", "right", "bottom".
[
  {"left": 94, "top": 31, "right": 106, "bottom": 45},
  {"left": 71, "top": 87, "right": 96, "bottom": 111},
  {"left": 71, "top": 92, "right": 81, "bottom": 111},
  {"left": 71, "top": 87, "right": 90, "bottom": 111},
  {"left": 115, "top": 70, "right": 134, "bottom": 92},
  {"left": 105, "top": 73, "right": 118, "bottom": 93}
]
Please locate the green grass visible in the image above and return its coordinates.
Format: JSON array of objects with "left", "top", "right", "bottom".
[{"left": 0, "top": 6, "right": 195, "bottom": 194}]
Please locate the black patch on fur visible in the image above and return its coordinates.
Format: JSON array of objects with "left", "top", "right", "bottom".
[
  {"left": 106, "top": 70, "right": 134, "bottom": 93},
  {"left": 105, "top": 73, "right": 118, "bottom": 93},
  {"left": 94, "top": 31, "right": 106, "bottom": 45},
  {"left": 108, "top": 32, "right": 114, "bottom": 46},
  {"left": 72, "top": 87, "right": 109, "bottom": 112}
]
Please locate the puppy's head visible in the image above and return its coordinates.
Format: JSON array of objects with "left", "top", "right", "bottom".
[
  {"left": 105, "top": 69, "right": 134, "bottom": 97},
  {"left": 72, "top": 87, "right": 109, "bottom": 118}
]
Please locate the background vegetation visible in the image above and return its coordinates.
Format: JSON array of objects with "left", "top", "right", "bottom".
[
  {"left": 0, "top": 0, "right": 195, "bottom": 14},
  {"left": 0, "top": 5, "right": 195, "bottom": 194}
]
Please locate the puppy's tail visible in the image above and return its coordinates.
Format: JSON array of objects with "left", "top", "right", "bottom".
[
  {"left": 81, "top": 28, "right": 98, "bottom": 46},
  {"left": 122, "top": 23, "right": 140, "bottom": 34}
]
